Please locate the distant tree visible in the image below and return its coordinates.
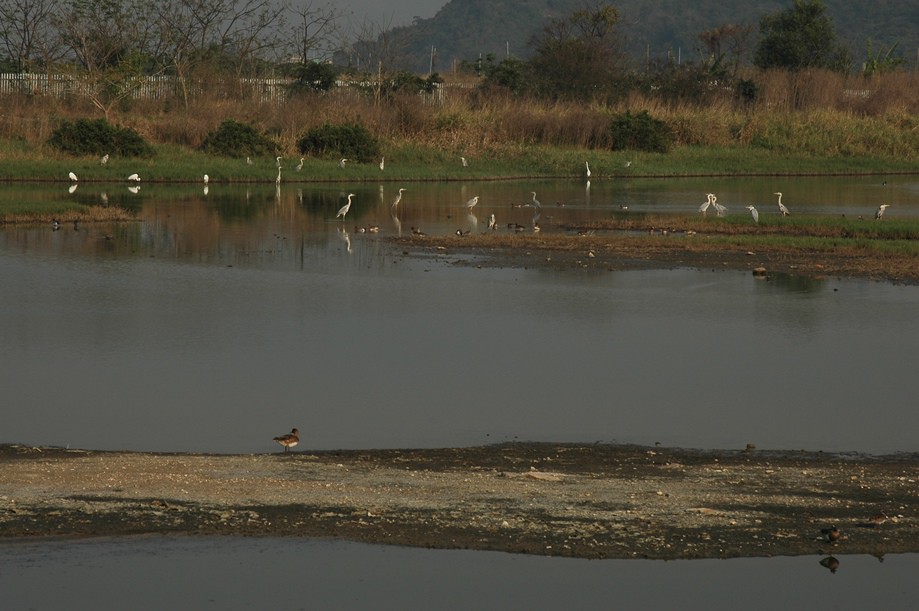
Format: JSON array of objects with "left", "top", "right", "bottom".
[
  {"left": 753, "top": 0, "right": 851, "bottom": 72},
  {"left": 0, "top": 0, "right": 62, "bottom": 72},
  {"left": 527, "top": 1, "right": 627, "bottom": 102},
  {"left": 698, "top": 22, "right": 755, "bottom": 80}
]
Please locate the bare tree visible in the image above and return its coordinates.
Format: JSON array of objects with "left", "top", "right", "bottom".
[
  {"left": 289, "top": 0, "right": 343, "bottom": 63},
  {"left": 0, "top": 0, "right": 62, "bottom": 72}
]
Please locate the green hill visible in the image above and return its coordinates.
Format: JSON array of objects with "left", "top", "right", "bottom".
[{"left": 388, "top": 0, "right": 919, "bottom": 74}]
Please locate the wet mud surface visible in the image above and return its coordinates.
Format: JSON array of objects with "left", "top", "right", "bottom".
[{"left": 2, "top": 443, "right": 917, "bottom": 560}]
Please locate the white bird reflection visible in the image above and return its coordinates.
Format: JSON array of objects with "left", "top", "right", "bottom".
[
  {"left": 338, "top": 227, "right": 352, "bottom": 253},
  {"left": 466, "top": 212, "right": 478, "bottom": 231},
  {"left": 128, "top": 185, "right": 140, "bottom": 194},
  {"left": 391, "top": 211, "right": 402, "bottom": 236},
  {"left": 68, "top": 184, "right": 78, "bottom": 194}
]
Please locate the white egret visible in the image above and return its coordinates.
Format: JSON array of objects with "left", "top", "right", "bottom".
[
  {"left": 461, "top": 156, "right": 468, "bottom": 167},
  {"left": 273, "top": 428, "right": 299, "bottom": 453},
  {"left": 275, "top": 156, "right": 282, "bottom": 168},
  {"left": 296, "top": 157, "right": 304, "bottom": 171},
  {"left": 339, "top": 158, "right": 348, "bottom": 169},
  {"left": 488, "top": 213, "right": 496, "bottom": 230},
  {"left": 68, "top": 171, "right": 78, "bottom": 182},
  {"left": 379, "top": 157, "right": 385, "bottom": 170},
  {"left": 585, "top": 161, "right": 591, "bottom": 178},
  {"left": 100, "top": 154, "right": 109, "bottom": 165},
  {"left": 203, "top": 174, "right": 209, "bottom": 185},
  {"left": 276, "top": 165, "right": 281, "bottom": 185},
  {"left": 127, "top": 173, "right": 140, "bottom": 182},
  {"left": 876, "top": 204, "right": 890, "bottom": 220},
  {"left": 530, "top": 192, "right": 541, "bottom": 208},
  {"left": 746, "top": 205, "right": 759, "bottom": 224},
  {"left": 465, "top": 195, "right": 479, "bottom": 210},
  {"left": 774, "top": 192, "right": 790, "bottom": 216},
  {"left": 246, "top": 156, "right": 253, "bottom": 165},
  {"left": 699, "top": 193, "right": 713, "bottom": 215},
  {"left": 336, "top": 193, "right": 355, "bottom": 220},
  {"left": 391, "top": 187, "right": 406, "bottom": 208}
]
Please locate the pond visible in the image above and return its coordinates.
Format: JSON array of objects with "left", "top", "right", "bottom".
[
  {"left": 2, "top": 537, "right": 917, "bottom": 610},
  {"left": 1, "top": 176, "right": 918, "bottom": 455}
]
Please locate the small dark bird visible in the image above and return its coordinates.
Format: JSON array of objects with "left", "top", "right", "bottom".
[
  {"left": 273, "top": 428, "right": 299, "bottom": 453},
  {"left": 821, "top": 526, "right": 841, "bottom": 543}
]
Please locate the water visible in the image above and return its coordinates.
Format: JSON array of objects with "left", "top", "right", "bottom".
[
  {"left": 1, "top": 176, "right": 918, "bottom": 455},
  {"left": 0, "top": 537, "right": 916, "bottom": 610}
]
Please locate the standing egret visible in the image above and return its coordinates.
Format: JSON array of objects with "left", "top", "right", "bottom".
[
  {"left": 465, "top": 195, "right": 479, "bottom": 210},
  {"left": 68, "top": 172, "right": 78, "bottom": 182},
  {"left": 488, "top": 213, "right": 496, "bottom": 230},
  {"left": 461, "top": 156, "right": 468, "bottom": 167},
  {"left": 391, "top": 187, "right": 406, "bottom": 209},
  {"left": 339, "top": 158, "right": 348, "bottom": 169},
  {"left": 275, "top": 156, "right": 282, "bottom": 168},
  {"left": 246, "top": 156, "right": 253, "bottom": 165},
  {"left": 585, "top": 161, "right": 591, "bottom": 178},
  {"left": 774, "top": 192, "right": 790, "bottom": 216},
  {"left": 875, "top": 204, "right": 890, "bottom": 220},
  {"left": 379, "top": 157, "right": 385, "bottom": 171},
  {"left": 296, "top": 157, "right": 304, "bottom": 171},
  {"left": 100, "top": 154, "right": 109, "bottom": 165},
  {"left": 530, "top": 192, "right": 541, "bottom": 208},
  {"left": 337, "top": 193, "right": 355, "bottom": 220},
  {"left": 746, "top": 205, "right": 759, "bottom": 224},
  {"left": 275, "top": 165, "right": 281, "bottom": 185},
  {"left": 699, "top": 193, "right": 713, "bottom": 216},
  {"left": 203, "top": 174, "right": 209, "bottom": 185},
  {"left": 127, "top": 173, "right": 140, "bottom": 182}
]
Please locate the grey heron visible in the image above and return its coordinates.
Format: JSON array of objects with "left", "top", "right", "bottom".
[
  {"left": 461, "top": 156, "right": 468, "bottom": 167},
  {"left": 339, "top": 158, "right": 348, "bottom": 169},
  {"left": 273, "top": 428, "right": 299, "bottom": 453},
  {"left": 465, "top": 195, "right": 479, "bottom": 210},
  {"left": 275, "top": 156, "right": 282, "bottom": 168},
  {"left": 699, "top": 193, "right": 713, "bottom": 215},
  {"left": 876, "top": 204, "right": 890, "bottom": 220},
  {"left": 746, "top": 205, "right": 759, "bottom": 224},
  {"left": 488, "top": 213, "right": 496, "bottom": 230},
  {"left": 530, "top": 192, "right": 541, "bottom": 208},
  {"left": 774, "top": 192, "right": 790, "bottom": 216},
  {"left": 296, "top": 157, "right": 304, "bottom": 171},
  {"left": 337, "top": 193, "right": 356, "bottom": 220}
]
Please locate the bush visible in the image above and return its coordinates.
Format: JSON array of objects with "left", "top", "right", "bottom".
[
  {"left": 201, "top": 119, "right": 275, "bottom": 157},
  {"left": 298, "top": 123, "right": 380, "bottom": 161},
  {"left": 287, "top": 61, "right": 338, "bottom": 94},
  {"left": 48, "top": 118, "right": 153, "bottom": 157},
  {"left": 608, "top": 111, "right": 672, "bottom": 153}
]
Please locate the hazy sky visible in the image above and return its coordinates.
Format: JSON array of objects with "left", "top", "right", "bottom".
[{"left": 331, "top": 0, "right": 447, "bottom": 27}]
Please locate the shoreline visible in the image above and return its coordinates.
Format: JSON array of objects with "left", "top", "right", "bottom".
[{"left": 2, "top": 442, "right": 917, "bottom": 560}]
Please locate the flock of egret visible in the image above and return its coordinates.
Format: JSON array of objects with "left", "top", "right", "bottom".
[{"left": 702, "top": 190, "right": 891, "bottom": 224}]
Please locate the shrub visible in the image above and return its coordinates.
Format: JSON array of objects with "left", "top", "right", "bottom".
[
  {"left": 48, "top": 118, "right": 153, "bottom": 157},
  {"left": 287, "top": 61, "right": 338, "bottom": 94},
  {"left": 201, "top": 119, "right": 275, "bottom": 157},
  {"left": 298, "top": 123, "right": 380, "bottom": 161},
  {"left": 608, "top": 111, "right": 672, "bottom": 153}
]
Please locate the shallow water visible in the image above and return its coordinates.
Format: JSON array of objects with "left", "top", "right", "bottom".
[
  {"left": 1, "top": 537, "right": 916, "bottom": 610},
  {"left": 1, "top": 177, "right": 918, "bottom": 455}
]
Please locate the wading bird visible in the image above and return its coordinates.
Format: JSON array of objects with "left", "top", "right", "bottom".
[
  {"left": 337, "top": 193, "right": 355, "bottom": 220},
  {"left": 699, "top": 193, "right": 714, "bottom": 216},
  {"left": 488, "top": 213, "right": 496, "bottom": 230},
  {"left": 711, "top": 195, "right": 727, "bottom": 217},
  {"left": 530, "top": 192, "right": 541, "bottom": 208},
  {"left": 461, "top": 156, "right": 468, "bottom": 167},
  {"left": 273, "top": 428, "right": 299, "bottom": 453},
  {"left": 275, "top": 156, "right": 282, "bottom": 168},
  {"left": 275, "top": 165, "right": 281, "bottom": 185},
  {"left": 68, "top": 172, "right": 78, "bottom": 182},
  {"left": 876, "top": 204, "right": 890, "bottom": 220},
  {"left": 391, "top": 187, "right": 406, "bottom": 209},
  {"left": 127, "top": 173, "right": 140, "bottom": 182},
  {"left": 379, "top": 157, "right": 385, "bottom": 171},
  {"left": 746, "top": 204, "right": 759, "bottom": 224},
  {"left": 203, "top": 174, "right": 209, "bottom": 185},
  {"left": 100, "top": 154, "right": 109, "bottom": 165},
  {"left": 338, "top": 158, "right": 347, "bottom": 169},
  {"left": 246, "top": 156, "right": 253, "bottom": 165},
  {"left": 585, "top": 161, "right": 591, "bottom": 178},
  {"left": 774, "top": 192, "right": 791, "bottom": 216},
  {"left": 296, "top": 157, "right": 304, "bottom": 171},
  {"left": 465, "top": 195, "right": 479, "bottom": 210}
]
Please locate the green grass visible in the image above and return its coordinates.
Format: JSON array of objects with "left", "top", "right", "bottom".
[{"left": 2, "top": 138, "right": 917, "bottom": 183}]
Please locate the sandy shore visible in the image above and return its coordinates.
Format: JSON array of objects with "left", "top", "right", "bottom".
[{"left": 2, "top": 443, "right": 916, "bottom": 560}]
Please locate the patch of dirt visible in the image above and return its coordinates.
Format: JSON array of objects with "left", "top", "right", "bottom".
[{"left": 2, "top": 443, "right": 917, "bottom": 560}]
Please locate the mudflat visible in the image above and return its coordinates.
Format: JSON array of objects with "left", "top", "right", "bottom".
[{"left": 2, "top": 443, "right": 916, "bottom": 560}]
